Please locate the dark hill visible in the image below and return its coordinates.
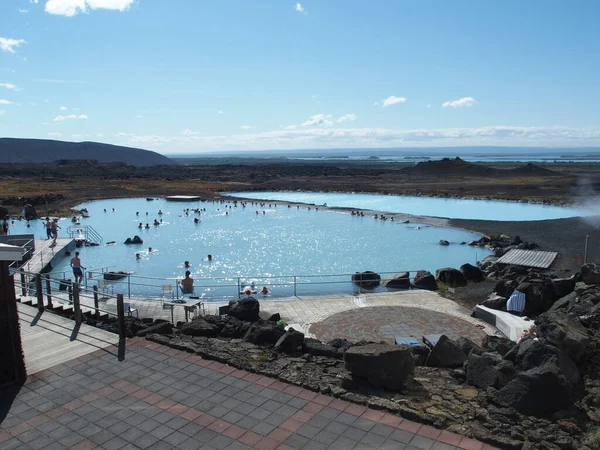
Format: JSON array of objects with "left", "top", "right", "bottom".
[
  {"left": 0, "top": 138, "right": 173, "bottom": 167},
  {"left": 507, "top": 163, "right": 562, "bottom": 176},
  {"left": 402, "top": 157, "right": 498, "bottom": 176}
]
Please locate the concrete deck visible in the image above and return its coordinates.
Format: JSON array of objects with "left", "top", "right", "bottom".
[
  {"left": 18, "top": 303, "right": 118, "bottom": 375},
  {"left": 17, "top": 238, "right": 74, "bottom": 275}
]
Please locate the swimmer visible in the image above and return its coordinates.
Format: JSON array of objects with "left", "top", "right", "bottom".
[
  {"left": 184, "top": 261, "right": 190, "bottom": 268},
  {"left": 207, "top": 254, "right": 212, "bottom": 261},
  {"left": 260, "top": 286, "right": 270, "bottom": 295},
  {"left": 104, "top": 209, "right": 107, "bottom": 212},
  {"left": 138, "top": 223, "right": 143, "bottom": 229},
  {"left": 136, "top": 253, "right": 141, "bottom": 260},
  {"left": 194, "top": 218, "right": 200, "bottom": 223},
  {"left": 136, "top": 212, "right": 139, "bottom": 216},
  {"left": 158, "top": 210, "right": 163, "bottom": 215},
  {"left": 145, "top": 223, "right": 150, "bottom": 229},
  {"left": 148, "top": 247, "right": 153, "bottom": 253}
]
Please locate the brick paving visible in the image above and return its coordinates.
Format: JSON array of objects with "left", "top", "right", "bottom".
[
  {"left": 0, "top": 338, "right": 500, "bottom": 450},
  {"left": 310, "top": 306, "right": 489, "bottom": 345}
]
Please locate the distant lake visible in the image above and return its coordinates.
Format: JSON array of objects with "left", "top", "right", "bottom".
[{"left": 227, "top": 191, "right": 590, "bottom": 221}]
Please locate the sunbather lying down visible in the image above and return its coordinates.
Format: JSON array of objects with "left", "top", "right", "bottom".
[{"left": 240, "top": 287, "right": 257, "bottom": 295}]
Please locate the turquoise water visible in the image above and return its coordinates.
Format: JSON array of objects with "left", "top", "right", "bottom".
[
  {"left": 8, "top": 197, "right": 490, "bottom": 299},
  {"left": 227, "top": 191, "right": 589, "bottom": 221}
]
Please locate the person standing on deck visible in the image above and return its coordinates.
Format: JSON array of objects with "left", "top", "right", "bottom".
[
  {"left": 50, "top": 219, "right": 61, "bottom": 244},
  {"left": 70, "top": 252, "right": 86, "bottom": 284},
  {"left": 45, "top": 218, "right": 52, "bottom": 239}
]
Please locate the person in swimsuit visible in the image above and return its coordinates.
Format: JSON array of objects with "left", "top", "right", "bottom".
[{"left": 70, "top": 251, "right": 86, "bottom": 283}]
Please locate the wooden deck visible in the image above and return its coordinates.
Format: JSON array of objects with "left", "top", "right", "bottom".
[
  {"left": 18, "top": 303, "right": 118, "bottom": 375},
  {"left": 496, "top": 249, "right": 558, "bottom": 269},
  {"left": 18, "top": 238, "right": 73, "bottom": 275}
]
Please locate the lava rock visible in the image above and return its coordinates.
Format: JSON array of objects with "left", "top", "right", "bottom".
[
  {"left": 581, "top": 264, "right": 600, "bottom": 285},
  {"left": 352, "top": 271, "right": 381, "bottom": 290},
  {"left": 274, "top": 328, "right": 305, "bottom": 353},
  {"left": 136, "top": 321, "right": 173, "bottom": 337},
  {"left": 180, "top": 318, "right": 220, "bottom": 337},
  {"left": 482, "top": 335, "right": 515, "bottom": 357},
  {"left": 494, "top": 279, "right": 518, "bottom": 298},
  {"left": 466, "top": 351, "right": 517, "bottom": 389},
  {"left": 491, "top": 363, "right": 573, "bottom": 417},
  {"left": 535, "top": 311, "right": 590, "bottom": 363},
  {"left": 344, "top": 343, "right": 415, "bottom": 391},
  {"left": 303, "top": 338, "right": 343, "bottom": 359},
  {"left": 124, "top": 235, "right": 144, "bottom": 245},
  {"left": 267, "top": 313, "right": 281, "bottom": 322},
  {"left": 425, "top": 335, "right": 467, "bottom": 368},
  {"left": 411, "top": 270, "right": 437, "bottom": 291},
  {"left": 515, "top": 280, "right": 557, "bottom": 314},
  {"left": 480, "top": 293, "right": 507, "bottom": 310},
  {"left": 229, "top": 297, "right": 260, "bottom": 322},
  {"left": 551, "top": 277, "right": 576, "bottom": 298},
  {"left": 435, "top": 267, "right": 467, "bottom": 288},
  {"left": 460, "top": 263, "right": 483, "bottom": 281},
  {"left": 22, "top": 203, "right": 38, "bottom": 220},
  {"left": 381, "top": 272, "right": 410, "bottom": 289},
  {"left": 439, "top": 240, "right": 449, "bottom": 246},
  {"left": 243, "top": 320, "right": 285, "bottom": 346},
  {"left": 456, "top": 336, "right": 484, "bottom": 357}
]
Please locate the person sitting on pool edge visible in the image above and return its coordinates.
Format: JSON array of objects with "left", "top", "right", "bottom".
[{"left": 181, "top": 270, "right": 194, "bottom": 294}]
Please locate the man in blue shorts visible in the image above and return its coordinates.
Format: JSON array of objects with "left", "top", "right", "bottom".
[{"left": 70, "top": 252, "right": 86, "bottom": 284}]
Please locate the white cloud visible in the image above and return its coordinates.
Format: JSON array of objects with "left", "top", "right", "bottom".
[
  {"left": 183, "top": 129, "right": 200, "bottom": 136},
  {"left": 53, "top": 114, "right": 88, "bottom": 122},
  {"left": 217, "top": 110, "right": 224, "bottom": 115},
  {"left": 337, "top": 113, "right": 357, "bottom": 123},
  {"left": 240, "top": 125, "right": 252, "bottom": 130},
  {"left": 442, "top": 97, "right": 477, "bottom": 108},
  {"left": 295, "top": 3, "right": 304, "bottom": 12},
  {"left": 19, "top": 9, "right": 29, "bottom": 13},
  {"left": 60, "top": 105, "right": 67, "bottom": 111},
  {"left": 30, "top": 0, "right": 39, "bottom": 3},
  {"left": 382, "top": 96, "right": 406, "bottom": 107},
  {"left": 0, "top": 38, "right": 26, "bottom": 53},
  {"left": 48, "top": 132, "right": 62, "bottom": 137},
  {"left": 0, "top": 83, "right": 18, "bottom": 90},
  {"left": 0, "top": 99, "right": 13, "bottom": 105},
  {"left": 302, "top": 114, "right": 333, "bottom": 127},
  {"left": 45, "top": 0, "right": 135, "bottom": 16},
  {"left": 284, "top": 125, "right": 297, "bottom": 130}
]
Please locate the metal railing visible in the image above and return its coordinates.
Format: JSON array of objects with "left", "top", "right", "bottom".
[
  {"left": 67, "top": 225, "right": 103, "bottom": 244},
  {"left": 9, "top": 238, "right": 55, "bottom": 274}
]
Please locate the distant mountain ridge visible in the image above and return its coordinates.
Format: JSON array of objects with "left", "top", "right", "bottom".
[{"left": 0, "top": 138, "right": 173, "bottom": 166}]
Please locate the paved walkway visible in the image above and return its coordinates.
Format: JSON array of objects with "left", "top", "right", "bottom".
[
  {"left": 1, "top": 338, "right": 498, "bottom": 450},
  {"left": 18, "top": 304, "right": 118, "bottom": 374}
]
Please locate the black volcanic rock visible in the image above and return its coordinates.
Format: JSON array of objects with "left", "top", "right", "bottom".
[{"left": 0, "top": 138, "right": 174, "bottom": 167}]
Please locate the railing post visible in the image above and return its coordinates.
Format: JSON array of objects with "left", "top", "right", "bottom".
[
  {"left": 35, "top": 274, "right": 44, "bottom": 311},
  {"left": 73, "top": 284, "right": 82, "bottom": 326},
  {"left": 294, "top": 276, "right": 297, "bottom": 296},
  {"left": 93, "top": 285, "right": 99, "bottom": 319},
  {"left": 176, "top": 280, "right": 179, "bottom": 299},
  {"left": 237, "top": 277, "right": 241, "bottom": 299},
  {"left": 20, "top": 270, "right": 26, "bottom": 296},
  {"left": 128, "top": 276, "right": 131, "bottom": 299},
  {"left": 68, "top": 281, "right": 73, "bottom": 303},
  {"left": 45, "top": 275, "right": 53, "bottom": 308},
  {"left": 116, "top": 294, "right": 126, "bottom": 340}
]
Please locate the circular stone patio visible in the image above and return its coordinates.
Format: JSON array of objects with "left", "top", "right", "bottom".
[{"left": 309, "top": 306, "right": 489, "bottom": 344}]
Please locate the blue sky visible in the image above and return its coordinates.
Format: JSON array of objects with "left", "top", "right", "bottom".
[{"left": 0, "top": 0, "right": 599, "bottom": 154}]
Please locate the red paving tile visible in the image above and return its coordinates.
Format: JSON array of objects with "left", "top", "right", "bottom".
[
  {"left": 329, "top": 398, "right": 351, "bottom": 410},
  {"left": 193, "top": 413, "right": 217, "bottom": 427},
  {"left": 458, "top": 437, "right": 484, "bottom": 450},
  {"left": 223, "top": 424, "right": 247, "bottom": 440},
  {"left": 8, "top": 422, "right": 32, "bottom": 437},
  {"left": 361, "top": 409, "right": 384, "bottom": 422},
  {"left": 417, "top": 424, "right": 441, "bottom": 440},
  {"left": 280, "top": 418, "right": 303, "bottom": 433},
  {"left": 290, "top": 410, "right": 314, "bottom": 423},
  {"left": 220, "top": 365, "right": 237, "bottom": 375},
  {"left": 255, "top": 376, "right": 276, "bottom": 387},
  {"left": 482, "top": 445, "right": 502, "bottom": 450},
  {"left": 378, "top": 413, "right": 402, "bottom": 428},
  {"left": 397, "top": 419, "right": 421, "bottom": 433},
  {"left": 438, "top": 430, "right": 463, "bottom": 446},
  {"left": 63, "top": 398, "right": 85, "bottom": 411},
  {"left": 239, "top": 430, "right": 263, "bottom": 446},
  {"left": 231, "top": 369, "right": 247, "bottom": 378},
  {"left": 302, "top": 402, "right": 325, "bottom": 414},
  {"left": 111, "top": 379, "right": 129, "bottom": 389},
  {"left": 156, "top": 398, "right": 177, "bottom": 409},
  {"left": 207, "top": 418, "right": 231, "bottom": 433},
  {"left": 296, "top": 390, "right": 318, "bottom": 401},
  {"left": 254, "top": 436, "right": 280, "bottom": 450},
  {"left": 46, "top": 406, "right": 68, "bottom": 419},
  {"left": 276, "top": 445, "right": 295, "bottom": 450},
  {"left": 243, "top": 372, "right": 262, "bottom": 382},
  {"left": 80, "top": 392, "right": 101, "bottom": 402},
  {"left": 167, "top": 403, "right": 189, "bottom": 415},
  {"left": 0, "top": 431, "right": 11, "bottom": 444},
  {"left": 344, "top": 403, "right": 367, "bottom": 416},
  {"left": 267, "top": 427, "right": 294, "bottom": 443},
  {"left": 313, "top": 394, "right": 333, "bottom": 406},
  {"left": 180, "top": 408, "right": 202, "bottom": 422},
  {"left": 270, "top": 381, "right": 288, "bottom": 391},
  {"left": 144, "top": 393, "right": 163, "bottom": 405},
  {"left": 282, "top": 385, "right": 303, "bottom": 396},
  {"left": 25, "top": 414, "right": 50, "bottom": 428}
]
